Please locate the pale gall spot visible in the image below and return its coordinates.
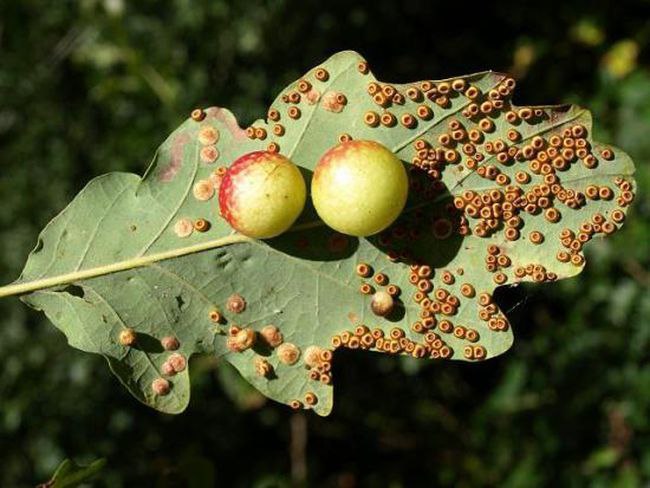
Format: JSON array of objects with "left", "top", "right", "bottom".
[
  {"left": 303, "top": 345, "right": 323, "bottom": 368},
  {"left": 200, "top": 146, "right": 220, "bottom": 163},
  {"left": 277, "top": 342, "right": 300, "bottom": 365},
  {"left": 198, "top": 126, "right": 219, "bottom": 145},
  {"left": 193, "top": 179, "right": 215, "bottom": 201},
  {"left": 119, "top": 327, "right": 137, "bottom": 346},
  {"left": 254, "top": 356, "right": 273, "bottom": 378},
  {"left": 227, "top": 328, "right": 256, "bottom": 352},
  {"left": 321, "top": 91, "right": 347, "bottom": 113},
  {"left": 260, "top": 324, "right": 283, "bottom": 347},
  {"left": 167, "top": 353, "right": 187, "bottom": 373},
  {"left": 226, "top": 294, "right": 246, "bottom": 313},
  {"left": 162, "top": 361, "right": 176, "bottom": 376},
  {"left": 152, "top": 378, "right": 170, "bottom": 396},
  {"left": 306, "top": 88, "right": 321, "bottom": 105},
  {"left": 161, "top": 336, "right": 180, "bottom": 351},
  {"left": 174, "top": 218, "right": 193, "bottom": 238},
  {"left": 371, "top": 291, "right": 394, "bottom": 317}
]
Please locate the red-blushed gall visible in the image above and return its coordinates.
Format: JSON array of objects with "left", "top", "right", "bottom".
[
  {"left": 219, "top": 151, "right": 306, "bottom": 239},
  {"left": 304, "top": 345, "right": 324, "bottom": 368},
  {"left": 254, "top": 356, "right": 273, "bottom": 378},
  {"left": 173, "top": 218, "right": 193, "bottom": 238},
  {"left": 277, "top": 342, "right": 300, "bottom": 365},
  {"left": 226, "top": 294, "right": 246, "bottom": 314},
  {"left": 227, "top": 328, "right": 256, "bottom": 352},
  {"left": 161, "top": 336, "right": 180, "bottom": 351},
  {"left": 311, "top": 140, "right": 409, "bottom": 236},
  {"left": 371, "top": 291, "right": 394, "bottom": 317},
  {"left": 167, "top": 353, "right": 187, "bottom": 373},
  {"left": 152, "top": 378, "right": 170, "bottom": 396},
  {"left": 119, "top": 327, "right": 137, "bottom": 346}
]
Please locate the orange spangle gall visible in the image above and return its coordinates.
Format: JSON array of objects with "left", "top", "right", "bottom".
[
  {"left": 173, "top": 218, "right": 193, "bottom": 238},
  {"left": 373, "top": 273, "right": 388, "bottom": 286},
  {"left": 119, "top": 327, "right": 137, "bottom": 346},
  {"left": 151, "top": 378, "right": 170, "bottom": 396},
  {"left": 277, "top": 342, "right": 301, "bottom": 365},
  {"left": 315, "top": 68, "right": 329, "bottom": 81},
  {"left": 359, "top": 283, "right": 373, "bottom": 295}
]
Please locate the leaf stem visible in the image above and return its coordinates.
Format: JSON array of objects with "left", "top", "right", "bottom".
[{"left": 0, "top": 234, "right": 250, "bottom": 298}]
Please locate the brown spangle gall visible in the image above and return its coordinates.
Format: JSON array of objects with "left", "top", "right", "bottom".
[
  {"left": 119, "top": 327, "right": 137, "bottom": 347},
  {"left": 357, "top": 61, "right": 369, "bottom": 74},
  {"left": 208, "top": 309, "right": 222, "bottom": 323},
  {"left": 359, "top": 283, "right": 374, "bottom": 295},
  {"left": 191, "top": 108, "right": 206, "bottom": 121},
  {"left": 161, "top": 336, "right": 180, "bottom": 351},
  {"left": 193, "top": 218, "right": 210, "bottom": 232},
  {"left": 380, "top": 112, "right": 397, "bottom": 127},
  {"left": 356, "top": 263, "right": 372, "bottom": 278},
  {"left": 374, "top": 273, "right": 388, "bottom": 286},
  {"left": 601, "top": 148, "right": 614, "bottom": 160},
  {"left": 401, "top": 113, "right": 417, "bottom": 128},
  {"left": 338, "top": 133, "right": 352, "bottom": 143},
  {"left": 174, "top": 218, "right": 194, "bottom": 238},
  {"left": 371, "top": 291, "right": 394, "bottom": 317},
  {"left": 304, "top": 392, "right": 318, "bottom": 406},
  {"left": 277, "top": 342, "right": 300, "bottom": 365},
  {"left": 386, "top": 284, "right": 400, "bottom": 297},
  {"left": 290, "top": 400, "right": 303, "bottom": 410},
  {"left": 152, "top": 378, "right": 170, "bottom": 396},
  {"left": 315, "top": 68, "right": 329, "bottom": 81},
  {"left": 364, "top": 111, "right": 380, "bottom": 127},
  {"left": 288, "top": 106, "right": 301, "bottom": 119},
  {"left": 529, "top": 231, "right": 545, "bottom": 244}
]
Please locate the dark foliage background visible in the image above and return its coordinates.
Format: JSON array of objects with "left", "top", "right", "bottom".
[{"left": 1, "top": 1, "right": 649, "bottom": 486}]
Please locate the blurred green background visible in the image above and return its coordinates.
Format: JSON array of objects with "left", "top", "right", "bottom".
[{"left": 1, "top": 0, "right": 649, "bottom": 486}]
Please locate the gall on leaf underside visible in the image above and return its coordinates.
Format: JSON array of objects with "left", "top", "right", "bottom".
[{"left": 1, "top": 51, "right": 636, "bottom": 415}]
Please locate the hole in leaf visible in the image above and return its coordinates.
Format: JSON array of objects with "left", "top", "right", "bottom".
[{"left": 64, "top": 285, "right": 85, "bottom": 298}]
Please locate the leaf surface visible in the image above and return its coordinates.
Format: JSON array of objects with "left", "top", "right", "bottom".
[{"left": 3, "top": 51, "right": 636, "bottom": 415}]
